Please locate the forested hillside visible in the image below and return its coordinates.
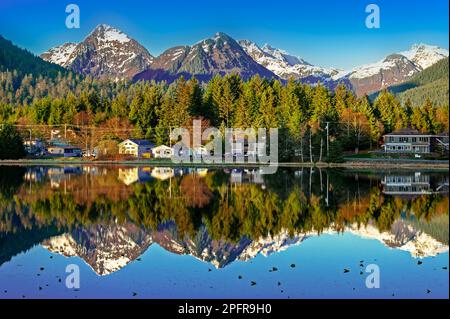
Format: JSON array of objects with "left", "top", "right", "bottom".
[
  {"left": 371, "top": 57, "right": 449, "bottom": 107},
  {"left": 0, "top": 35, "right": 67, "bottom": 78}
]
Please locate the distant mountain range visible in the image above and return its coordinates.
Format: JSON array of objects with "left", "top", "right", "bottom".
[{"left": 1, "top": 24, "right": 448, "bottom": 97}]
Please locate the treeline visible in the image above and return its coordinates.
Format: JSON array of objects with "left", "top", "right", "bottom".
[{"left": 1, "top": 70, "right": 449, "bottom": 160}]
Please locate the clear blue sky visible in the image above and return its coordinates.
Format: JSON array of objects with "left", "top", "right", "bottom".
[{"left": 0, "top": 0, "right": 448, "bottom": 69}]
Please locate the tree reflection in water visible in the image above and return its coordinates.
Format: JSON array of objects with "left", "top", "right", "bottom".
[{"left": 0, "top": 165, "right": 448, "bottom": 273}]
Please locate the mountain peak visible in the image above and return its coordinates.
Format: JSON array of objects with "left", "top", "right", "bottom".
[
  {"left": 41, "top": 23, "right": 153, "bottom": 80},
  {"left": 87, "top": 24, "right": 131, "bottom": 44},
  {"left": 410, "top": 43, "right": 436, "bottom": 50},
  {"left": 400, "top": 43, "right": 449, "bottom": 70},
  {"left": 214, "top": 31, "right": 231, "bottom": 38}
]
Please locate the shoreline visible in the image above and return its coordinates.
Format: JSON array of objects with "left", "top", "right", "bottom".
[{"left": 0, "top": 158, "right": 448, "bottom": 170}]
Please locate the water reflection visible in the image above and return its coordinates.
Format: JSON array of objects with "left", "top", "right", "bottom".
[
  {"left": 382, "top": 172, "right": 449, "bottom": 196},
  {"left": 0, "top": 165, "right": 448, "bottom": 277}
]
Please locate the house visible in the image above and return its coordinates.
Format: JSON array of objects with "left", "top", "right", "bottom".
[
  {"left": 118, "top": 139, "right": 154, "bottom": 158},
  {"left": 382, "top": 129, "right": 432, "bottom": 154},
  {"left": 152, "top": 145, "right": 173, "bottom": 159},
  {"left": 46, "top": 143, "right": 82, "bottom": 157}
]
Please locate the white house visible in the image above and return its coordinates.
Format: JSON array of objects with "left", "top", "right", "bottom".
[
  {"left": 152, "top": 145, "right": 173, "bottom": 159},
  {"left": 383, "top": 129, "right": 432, "bottom": 154},
  {"left": 118, "top": 139, "right": 154, "bottom": 158}
]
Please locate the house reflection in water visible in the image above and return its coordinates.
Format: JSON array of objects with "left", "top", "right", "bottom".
[
  {"left": 381, "top": 172, "right": 448, "bottom": 196},
  {"left": 229, "top": 169, "right": 265, "bottom": 187},
  {"left": 118, "top": 167, "right": 152, "bottom": 185},
  {"left": 47, "top": 166, "right": 83, "bottom": 188},
  {"left": 151, "top": 167, "right": 176, "bottom": 181},
  {"left": 118, "top": 167, "right": 194, "bottom": 184}
]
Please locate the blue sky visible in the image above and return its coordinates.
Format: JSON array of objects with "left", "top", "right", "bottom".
[{"left": 0, "top": 0, "right": 448, "bottom": 69}]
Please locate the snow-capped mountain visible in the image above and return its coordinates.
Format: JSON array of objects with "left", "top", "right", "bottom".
[
  {"left": 40, "top": 25, "right": 448, "bottom": 94},
  {"left": 40, "top": 24, "right": 154, "bottom": 80},
  {"left": 241, "top": 41, "right": 448, "bottom": 96},
  {"left": 400, "top": 43, "right": 449, "bottom": 70},
  {"left": 343, "top": 53, "right": 422, "bottom": 96},
  {"left": 134, "top": 32, "right": 278, "bottom": 83},
  {"left": 337, "top": 44, "right": 449, "bottom": 95},
  {"left": 239, "top": 40, "right": 341, "bottom": 81}
]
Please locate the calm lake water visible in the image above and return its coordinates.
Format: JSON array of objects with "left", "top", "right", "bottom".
[{"left": 0, "top": 165, "right": 448, "bottom": 299}]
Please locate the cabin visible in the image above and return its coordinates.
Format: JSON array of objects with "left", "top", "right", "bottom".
[
  {"left": 382, "top": 129, "right": 432, "bottom": 154},
  {"left": 46, "top": 144, "right": 82, "bottom": 157},
  {"left": 152, "top": 145, "right": 173, "bottom": 159},
  {"left": 118, "top": 139, "right": 154, "bottom": 158}
]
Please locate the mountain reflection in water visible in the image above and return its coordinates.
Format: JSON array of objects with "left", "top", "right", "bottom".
[{"left": 0, "top": 165, "right": 448, "bottom": 277}]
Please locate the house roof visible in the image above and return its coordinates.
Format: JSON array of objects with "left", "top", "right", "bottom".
[
  {"left": 384, "top": 128, "right": 431, "bottom": 136},
  {"left": 152, "top": 144, "right": 172, "bottom": 150},
  {"left": 122, "top": 139, "right": 154, "bottom": 146}
]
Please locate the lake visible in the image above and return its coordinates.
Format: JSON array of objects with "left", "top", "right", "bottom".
[{"left": 0, "top": 165, "right": 448, "bottom": 299}]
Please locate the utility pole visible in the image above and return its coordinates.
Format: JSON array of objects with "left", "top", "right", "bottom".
[{"left": 326, "top": 122, "right": 330, "bottom": 159}]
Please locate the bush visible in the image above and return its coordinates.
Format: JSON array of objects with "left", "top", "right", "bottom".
[{"left": 0, "top": 124, "right": 26, "bottom": 159}]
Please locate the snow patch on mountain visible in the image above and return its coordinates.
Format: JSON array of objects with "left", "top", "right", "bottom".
[
  {"left": 94, "top": 24, "right": 131, "bottom": 44},
  {"left": 239, "top": 40, "right": 341, "bottom": 81},
  {"left": 40, "top": 43, "right": 77, "bottom": 67},
  {"left": 400, "top": 43, "right": 449, "bottom": 70},
  {"left": 346, "top": 54, "right": 420, "bottom": 80}
]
